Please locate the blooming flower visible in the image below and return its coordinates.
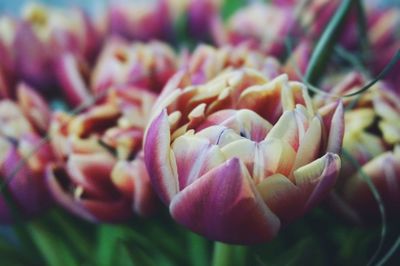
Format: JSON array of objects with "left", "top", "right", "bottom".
[
  {"left": 316, "top": 72, "right": 400, "bottom": 222},
  {"left": 56, "top": 38, "right": 177, "bottom": 107},
  {"left": 0, "top": 84, "right": 53, "bottom": 223},
  {"left": 47, "top": 86, "right": 158, "bottom": 222},
  {"left": 144, "top": 68, "right": 343, "bottom": 244},
  {"left": 212, "top": 3, "right": 298, "bottom": 57},
  {"left": 91, "top": 38, "right": 177, "bottom": 95},
  {"left": 5, "top": 3, "right": 100, "bottom": 91}
]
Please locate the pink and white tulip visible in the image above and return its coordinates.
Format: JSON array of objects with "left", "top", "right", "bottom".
[
  {"left": 56, "top": 38, "right": 177, "bottom": 107},
  {"left": 316, "top": 72, "right": 400, "bottom": 222},
  {"left": 91, "top": 38, "right": 177, "bottom": 96},
  {"left": 10, "top": 4, "right": 100, "bottom": 91},
  {"left": 47, "top": 87, "right": 159, "bottom": 223},
  {"left": 144, "top": 68, "right": 343, "bottom": 244}
]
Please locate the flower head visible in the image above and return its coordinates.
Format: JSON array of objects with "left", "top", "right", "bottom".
[
  {"left": 91, "top": 38, "right": 177, "bottom": 96},
  {"left": 9, "top": 3, "right": 100, "bottom": 90},
  {"left": 47, "top": 86, "right": 159, "bottom": 222},
  {"left": 317, "top": 72, "right": 400, "bottom": 222},
  {"left": 144, "top": 68, "right": 343, "bottom": 244}
]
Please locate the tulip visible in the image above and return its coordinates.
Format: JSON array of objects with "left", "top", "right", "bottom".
[
  {"left": 12, "top": 3, "right": 100, "bottom": 90},
  {"left": 212, "top": 3, "right": 299, "bottom": 57},
  {"left": 106, "top": 0, "right": 173, "bottom": 42},
  {"left": 47, "top": 87, "right": 159, "bottom": 222},
  {"left": 0, "top": 88, "right": 53, "bottom": 223},
  {"left": 184, "top": 44, "right": 282, "bottom": 85},
  {"left": 144, "top": 68, "right": 343, "bottom": 244},
  {"left": 56, "top": 38, "right": 177, "bottom": 107},
  {"left": 91, "top": 38, "right": 177, "bottom": 96},
  {"left": 316, "top": 72, "right": 400, "bottom": 222}
]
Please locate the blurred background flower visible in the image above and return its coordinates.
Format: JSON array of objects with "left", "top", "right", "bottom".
[
  {"left": 315, "top": 72, "right": 400, "bottom": 223},
  {"left": 0, "top": 84, "right": 53, "bottom": 223},
  {"left": 47, "top": 86, "right": 159, "bottom": 222}
]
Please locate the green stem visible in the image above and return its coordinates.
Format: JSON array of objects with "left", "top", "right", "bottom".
[
  {"left": 304, "top": 0, "right": 354, "bottom": 85},
  {"left": 212, "top": 242, "right": 247, "bottom": 266},
  {"left": 188, "top": 232, "right": 209, "bottom": 266}
]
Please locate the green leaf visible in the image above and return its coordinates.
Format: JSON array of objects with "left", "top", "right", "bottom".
[
  {"left": 48, "top": 209, "right": 93, "bottom": 260},
  {"left": 354, "top": 0, "right": 369, "bottom": 62},
  {"left": 304, "top": 0, "right": 354, "bottom": 84},
  {"left": 96, "top": 225, "right": 123, "bottom": 266},
  {"left": 28, "top": 221, "right": 79, "bottom": 266}
]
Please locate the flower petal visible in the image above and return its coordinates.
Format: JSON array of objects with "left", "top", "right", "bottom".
[
  {"left": 170, "top": 158, "right": 280, "bottom": 244},
  {"left": 55, "top": 53, "right": 91, "bottom": 107},
  {"left": 66, "top": 153, "right": 117, "bottom": 199},
  {"left": 144, "top": 109, "right": 178, "bottom": 204},
  {"left": 17, "top": 83, "right": 51, "bottom": 132},
  {"left": 172, "top": 134, "right": 225, "bottom": 190},
  {"left": 292, "top": 116, "right": 322, "bottom": 172},
  {"left": 257, "top": 173, "right": 302, "bottom": 224},
  {"left": 319, "top": 101, "right": 344, "bottom": 154},
  {"left": 294, "top": 153, "right": 341, "bottom": 212},
  {"left": 265, "top": 110, "right": 299, "bottom": 150}
]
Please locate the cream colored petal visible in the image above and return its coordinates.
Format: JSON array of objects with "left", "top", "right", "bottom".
[
  {"left": 292, "top": 116, "right": 322, "bottom": 172},
  {"left": 265, "top": 110, "right": 299, "bottom": 150}
]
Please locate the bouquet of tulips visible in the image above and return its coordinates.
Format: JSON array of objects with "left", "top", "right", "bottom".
[{"left": 0, "top": 0, "right": 399, "bottom": 265}]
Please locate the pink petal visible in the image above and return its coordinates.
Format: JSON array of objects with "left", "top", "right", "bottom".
[
  {"left": 170, "top": 158, "right": 280, "bottom": 244},
  {"left": 0, "top": 138, "right": 50, "bottom": 222},
  {"left": 55, "top": 53, "right": 91, "bottom": 107},
  {"left": 144, "top": 109, "right": 178, "bottom": 204}
]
